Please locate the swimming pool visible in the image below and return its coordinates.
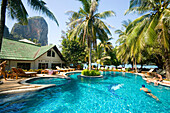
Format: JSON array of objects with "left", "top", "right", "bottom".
[{"left": 0, "top": 72, "right": 169, "bottom": 113}]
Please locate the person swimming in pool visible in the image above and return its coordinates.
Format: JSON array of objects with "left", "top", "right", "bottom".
[{"left": 140, "top": 85, "right": 159, "bottom": 101}]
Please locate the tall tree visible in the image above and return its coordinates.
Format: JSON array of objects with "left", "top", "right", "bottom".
[
  {"left": 61, "top": 38, "right": 86, "bottom": 66},
  {"left": 0, "top": 0, "right": 59, "bottom": 51},
  {"left": 125, "top": 0, "right": 170, "bottom": 78},
  {"left": 67, "top": 0, "right": 115, "bottom": 70},
  {"left": 115, "top": 20, "right": 134, "bottom": 69},
  {"left": 100, "top": 37, "right": 113, "bottom": 54}
]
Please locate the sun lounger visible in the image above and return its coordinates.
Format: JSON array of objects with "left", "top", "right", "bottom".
[
  {"left": 18, "top": 68, "right": 37, "bottom": 77},
  {"left": 141, "top": 68, "right": 155, "bottom": 75},
  {"left": 149, "top": 69, "right": 163, "bottom": 77},
  {"left": 122, "top": 68, "right": 126, "bottom": 72},
  {"left": 67, "top": 66, "right": 75, "bottom": 71},
  {"left": 109, "top": 67, "right": 112, "bottom": 70},
  {"left": 12, "top": 67, "right": 37, "bottom": 78},
  {"left": 63, "top": 66, "right": 71, "bottom": 71},
  {"left": 12, "top": 67, "right": 23, "bottom": 79},
  {"left": 56, "top": 66, "right": 69, "bottom": 72}
]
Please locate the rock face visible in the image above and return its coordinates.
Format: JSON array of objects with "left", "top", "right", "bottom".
[
  {"left": 3, "top": 25, "right": 10, "bottom": 38},
  {"left": 11, "top": 16, "right": 48, "bottom": 46}
]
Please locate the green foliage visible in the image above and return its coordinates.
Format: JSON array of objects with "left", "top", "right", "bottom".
[
  {"left": 95, "top": 71, "right": 101, "bottom": 76},
  {"left": 81, "top": 69, "right": 100, "bottom": 76},
  {"left": 90, "top": 70, "right": 96, "bottom": 76},
  {"left": 23, "top": 69, "right": 27, "bottom": 72},
  {"left": 67, "top": 0, "right": 115, "bottom": 70},
  {"left": 61, "top": 38, "right": 86, "bottom": 64},
  {"left": 104, "top": 48, "right": 121, "bottom": 66},
  {"left": 82, "top": 69, "right": 90, "bottom": 75},
  {"left": 28, "top": 69, "right": 33, "bottom": 72},
  {"left": 8, "top": 71, "right": 12, "bottom": 74}
]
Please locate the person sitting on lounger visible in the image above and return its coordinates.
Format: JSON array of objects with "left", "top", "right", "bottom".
[
  {"left": 140, "top": 85, "right": 159, "bottom": 101},
  {"left": 157, "top": 74, "right": 163, "bottom": 82}
]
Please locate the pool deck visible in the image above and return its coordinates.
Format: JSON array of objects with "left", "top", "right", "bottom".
[
  {"left": 0, "top": 70, "right": 81, "bottom": 94},
  {"left": 0, "top": 71, "right": 169, "bottom": 94}
]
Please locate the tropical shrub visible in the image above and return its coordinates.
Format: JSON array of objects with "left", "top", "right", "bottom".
[
  {"left": 81, "top": 70, "right": 100, "bottom": 76},
  {"left": 28, "top": 69, "right": 33, "bottom": 72},
  {"left": 90, "top": 70, "right": 96, "bottom": 76}
]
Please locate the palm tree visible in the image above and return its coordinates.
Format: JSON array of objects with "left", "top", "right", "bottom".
[
  {"left": 67, "top": 0, "right": 115, "bottom": 70},
  {"left": 0, "top": 0, "right": 59, "bottom": 51},
  {"left": 125, "top": 0, "right": 170, "bottom": 78},
  {"left": 99, "top": 37, "right": 113, "bottom": 54},
  {"left": 93, "top": 44, "right": 111, "bottom": 69},
  {"left": 115, "top": 20, "right": 136, "bottom": 70}
]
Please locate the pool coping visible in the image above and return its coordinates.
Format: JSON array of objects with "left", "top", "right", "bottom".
[{"left": 79, "top": 74, "right": 103, "bottom": 78}]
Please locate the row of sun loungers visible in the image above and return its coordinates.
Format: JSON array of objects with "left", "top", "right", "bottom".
[
  {"left": 56, "top": 66, "right": 75, "bottom": 72},
  {"left": 7, "top": 67, "right": 37, "bottom": 79},
  {"left": 41, "top": 66, "right": 76, "bottom": 74}
]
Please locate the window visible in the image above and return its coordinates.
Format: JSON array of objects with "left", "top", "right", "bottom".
[
  {"left": 52, "top": 51, "right": 55, "bottom": 57},
  {"left": 38, "top": 63, "right": 48, "bottom": 69},
  {"left": 17, "top": 63, "right": 31, "bottom": 70},
  {"left": 51, "top": 63, "right": 61, "bottom": 69},
  {"left": 47, "top": 50, "right": 51, "bottom": 57}
]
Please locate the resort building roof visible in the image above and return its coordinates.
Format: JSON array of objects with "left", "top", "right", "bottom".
[
  {"left": 0, "top": 38, "right": 64, "bottom": 61},
  {"left": 19, "top": 39, "right": 36, "bottom": 45}
]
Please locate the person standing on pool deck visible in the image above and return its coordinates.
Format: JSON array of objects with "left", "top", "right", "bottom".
[
  {"left": 140, "top": 85, "right": 159, "bottom": 101},
  {"left": 0, "top": 61, "right": 7, "bottom": 80}
]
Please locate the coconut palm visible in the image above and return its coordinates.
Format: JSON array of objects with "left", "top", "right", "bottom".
[
  {"left": 115, "top": 20, "right": 137, "bottom": 70},
  {"left": 100, "top": 37, "right": 113, "bottom": 54},
  {"left": 0, "top": 0, "right": 59, "bottom": 51},
  {"left": 67, "top": 0, "right": 115, "bottom": 70},
  {"left": 93, "top": 44, "right": 111, "bottom": 69},
  {"left": 125, "top": 0, "right": 170, "bottom": 78}
]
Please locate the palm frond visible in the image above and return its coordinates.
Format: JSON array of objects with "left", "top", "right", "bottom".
[
  {"left": 95, "top": 19, "right": 112, "bottom": 36},
  {"left": 68, "top": 18, "right": 84, "bottom": 27},
  {"left": 94, "top": 11, "right": 115, "bottom": 19},
  {"left": 78, "top": 0, "right": 91, "bottom": 13},
  {"left": 27, "top": 0, "right": 59, "bottom": 26},
  {"left": 7, "top": 0, "right": 28, "bottom": 24},
  {"left": 145, "top": 13, "right": 159, "bottom": 43},
  {"left": 126, "top": 13, "right": 150, "bottom": 34}
]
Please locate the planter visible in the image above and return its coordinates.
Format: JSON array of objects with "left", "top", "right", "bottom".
[{"left": 79, "top": 74, "right": 103, "bottom": 78}]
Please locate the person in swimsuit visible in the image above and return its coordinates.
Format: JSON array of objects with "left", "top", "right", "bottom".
[
  {"left": 0, "top": 61, "right": 7, "bottom": 80},
  {"left": 140, "top": 85, "right": 159, "bottom": 101},
  {"left": 157, "top": 74, "right": 163, "bottom": 82}
]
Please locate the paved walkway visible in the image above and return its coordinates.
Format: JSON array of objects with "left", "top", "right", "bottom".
[{"left": 0, "top": 71, "right": 81, "bottom": 94}]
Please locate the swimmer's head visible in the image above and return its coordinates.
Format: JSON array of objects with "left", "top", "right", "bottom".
[{"left": 142, "top": 85, "right": 145, "bottom": 87}]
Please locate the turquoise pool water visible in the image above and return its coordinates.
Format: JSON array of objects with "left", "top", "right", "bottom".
[
  {"left": 28, "top": 77, "right": 70, "bottom": 86},
  {"left": 0, "top": 72, "right": 169, "bottom": 113}
]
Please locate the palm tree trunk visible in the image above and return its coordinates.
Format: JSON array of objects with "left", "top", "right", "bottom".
[
  {"left": 134, "top": 57, "right": 137, "bottom": 73},
  {"left": 89, "top": 42, "right": 92, "bottom": 70},
  {"left": 164, "top": 51, "right": 170, "bottom": 79},
  {"left": 133, "top": 57, "right": 134, "bottom": 70},
  {"left": 0, "top": 0, "right": 7, "bottom": 52}
]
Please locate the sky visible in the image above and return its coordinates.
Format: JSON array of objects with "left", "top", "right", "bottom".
[{"left": 6, "top": 0, "right": 140, "bottom": 49}]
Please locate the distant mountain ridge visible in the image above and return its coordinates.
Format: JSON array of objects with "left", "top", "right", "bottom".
[{"left": 10, "top": 16, "right": 48, "bottom": 46}]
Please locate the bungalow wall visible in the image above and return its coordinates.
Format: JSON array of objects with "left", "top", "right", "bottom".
[
  {"left": 34, "top": 48, "right": 65, "bottom": 69},
  {"left": 1, "top": 48, "right": 65, "bottom": 70},
  {"left": 0, "top": 60, "right": 34, "bottom": 71}
]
